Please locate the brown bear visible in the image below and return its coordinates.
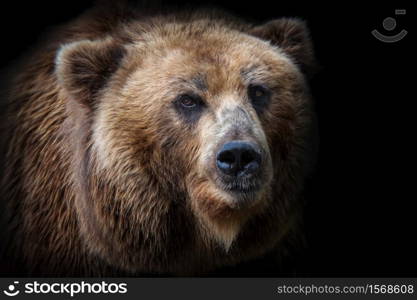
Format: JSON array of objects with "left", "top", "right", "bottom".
[{"left": 0, "top": 1, "right": 317, "bottom": 276}]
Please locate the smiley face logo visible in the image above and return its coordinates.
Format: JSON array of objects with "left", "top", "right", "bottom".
[
  {"left": 3, "top": 282, "right": 20, "bottom": 297},
  {"left": 372, "top": 9, "right": 407, "bottom": 43}
]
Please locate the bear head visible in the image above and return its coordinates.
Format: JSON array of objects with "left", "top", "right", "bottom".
[{"left": 55, "top": 14, "right": 317, "bottom": 273}]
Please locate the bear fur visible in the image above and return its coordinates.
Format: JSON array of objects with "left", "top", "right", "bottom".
[{"left": 0, "top": 1, "right": 317, "bottom": 276}]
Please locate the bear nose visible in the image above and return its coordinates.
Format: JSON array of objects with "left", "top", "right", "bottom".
[{"left": 216, "top": 141, "right": 261, "bottom": 177}]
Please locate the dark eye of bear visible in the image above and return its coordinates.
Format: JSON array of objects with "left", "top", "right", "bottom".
[
  {"left": 174, "top": 93, "right": 205, "bottom": 123},
  {"left": 179, "top": 95, "right": 198, "bottom": 108},
  {"left": 248, "top": 84, "right": 270, "bottom": 112}
]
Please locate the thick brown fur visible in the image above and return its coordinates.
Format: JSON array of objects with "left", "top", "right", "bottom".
[{"left": 0, "top": 1, "right": 318, "bottom": 276}]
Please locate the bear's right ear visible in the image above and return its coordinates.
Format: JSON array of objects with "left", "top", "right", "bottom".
[
  {"left": 55, "top": 38, "right": 126, "bottom": 108},
  {"left": 249, "top": 18, "right": 317, "bottom": 77}
]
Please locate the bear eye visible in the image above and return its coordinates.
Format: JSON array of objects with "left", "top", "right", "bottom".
[
  {"left": 174, "top": 93, "right": 205, "bottom": 123},
  {"left": 179, "top": 95, "right": 198, "bottom": 108},
  {"left": 248, "top": 84, "right": 270, "bottom": 111}
]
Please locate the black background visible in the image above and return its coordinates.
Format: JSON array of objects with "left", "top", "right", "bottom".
[{"left": 0, "top": 0, "right": 414, "bottom": 276}]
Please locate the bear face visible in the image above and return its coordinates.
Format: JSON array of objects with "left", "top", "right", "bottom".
[{"left": 36, "top": 14, "right": 316, "bottom": 274}]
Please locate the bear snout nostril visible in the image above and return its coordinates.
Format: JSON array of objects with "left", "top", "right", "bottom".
[{"left": 216, "top": 141, "right": 261, "bottom": 177}]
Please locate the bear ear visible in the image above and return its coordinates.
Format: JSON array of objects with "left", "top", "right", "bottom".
[
  {"left": 55, "top": 38, "right": 126, "bottom": 108},
  {"left": 249, "top": 18, "right": 317, "bottom": 77}
]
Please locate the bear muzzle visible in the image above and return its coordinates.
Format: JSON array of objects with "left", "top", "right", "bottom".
[
  {"left": 215, "top": 140, "right": 267, "bottom": 194},
  {"left": 216, "top": 140, "right": 261, "bottom": 176}
]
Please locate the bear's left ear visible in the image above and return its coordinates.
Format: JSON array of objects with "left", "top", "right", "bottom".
[
  {"left": 55, "top": 38, "right": 126, "bottom": 109},
  {"left": 249, "top": 18, "right": 317, "bottom": 77}
]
